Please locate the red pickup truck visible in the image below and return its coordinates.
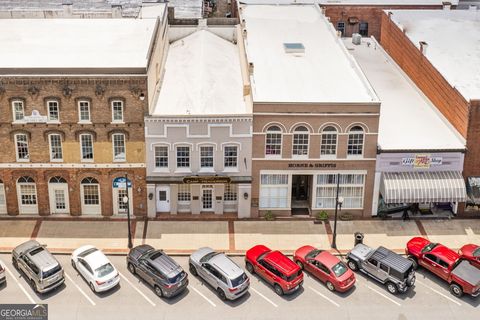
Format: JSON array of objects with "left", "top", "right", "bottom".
[{"left": 406, "top": 237, "right": 480, "bottom": 298}]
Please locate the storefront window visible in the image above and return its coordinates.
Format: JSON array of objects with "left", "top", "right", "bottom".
[
  {"left": 224, "top": 184, "right": 237, "bottom": 202},
  {"left": 178, "top": 184, "right": 191, "bottom": 203},
  {"left": 315, "top": 174, "right": 365, "bottom": 209},
  {"left": 260, "top": 174, "right": 289, "bottom": 208}
]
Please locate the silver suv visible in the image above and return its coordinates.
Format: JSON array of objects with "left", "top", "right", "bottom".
[
  {"left": 189, "top": 247, "right": 249, "bottom": 300},
  {"left": 12, "top": 240, "right": 64, "bottom": 293},
  {"left": 346, "top": 244, "right": 415, "bottom": 294}
]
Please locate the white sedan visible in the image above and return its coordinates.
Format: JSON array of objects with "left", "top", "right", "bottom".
[
  {"left": 0, "top": 259, "right": 6, "bottom": 285},
  {"left": 71, "top": 245, "right": 119, "bottom": 293}
]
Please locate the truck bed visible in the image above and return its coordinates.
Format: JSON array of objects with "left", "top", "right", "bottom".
[{"left": 451, "top": 260, "right": 480, "bottom": 286}]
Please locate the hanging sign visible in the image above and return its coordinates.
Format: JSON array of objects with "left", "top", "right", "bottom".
[{"left": 113, "top": 177, "right": 132, "bottom": 188}]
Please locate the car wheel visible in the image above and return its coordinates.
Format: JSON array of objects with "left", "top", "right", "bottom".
[
  {"left": 189, "top": 263, "right": 198, "bottom": 277},
  {"left": 347, "top": 259, "right": 358, "bottom": 271},
  {"left": 295, "top": 260, "right": 304, "bottom": 270},
  {"left": 450, "top": 283, "right": 463, "bottom": 298},
  {"left": 154, "top": 285, "right": 164, "bottom": 298},
  {"left": 274, "top": 284, "right": 284, "bottom": 296},
  {"left": 128, "top": 263, "right": 136, "bottom": 275},
  {"left": 30, "top": 279, "right": 38, "bottom": 293},
  {"left": 217, "top": 288, "right": 227, "bottom": 301},
  {"left": 408, "top": 256, "right": 418, "bottom": 270},
  {"left": 90, "top": 282, "right": 96, "bottom": 293},
  {"left": 386, "top": 282, "right": 398, "bottom": 295},
  {"left": 71, "top": 260, "right": 77, "bottom": 270},
  {"left": 245, "top": 262, "right": 254, "bottom": 274},
  {"left": 326, "top": 281, "right": 335, "bottom": 292}
]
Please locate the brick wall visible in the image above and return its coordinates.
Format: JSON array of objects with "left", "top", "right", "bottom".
[{"left": 465, "top": 100, "right": 480, "bottom": 177}]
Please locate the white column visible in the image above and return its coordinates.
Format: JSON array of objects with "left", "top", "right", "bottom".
[
  {"left": 146, "top": 184, "right": 156, "bottom": 218},
  {"left": 371, "top": 171, "right": 382, "bottom": 216}
]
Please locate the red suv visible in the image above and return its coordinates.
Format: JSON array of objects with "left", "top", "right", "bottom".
[{"left": 245, "top": 245, "right": 303, "bottom": 296}]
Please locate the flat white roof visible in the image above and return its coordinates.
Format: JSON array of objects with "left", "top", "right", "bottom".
[
  {"left": 0, "top": 19, "right": 157, "bottom": 70},
  {"left": 152, "top": 30, "right": 248, "bottom": 116},
  {"left": 241, "top": 4, "right": 377, "bottom": 103},
  {"left": 238, "top": 1, "right": 457, "bottom": 5},
  {"left": 344, "top": 38, "right": 465, "bottom": 151},
  {"left": 389, "top": 9, "right": 480, "bottom": 100}
]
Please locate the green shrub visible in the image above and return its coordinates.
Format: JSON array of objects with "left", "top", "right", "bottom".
[
  {"left": 316, "top": 210, "right": 328, "bottom": 220},
  {"left": 340, "top": 212, "right": 354, "bottom": 221},
  {"left": 264, "top": 210, "right": 275, "bottom": 221}
]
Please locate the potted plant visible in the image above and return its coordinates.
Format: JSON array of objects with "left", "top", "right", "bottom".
[{"left": 314, "top": 210, "right": 328, "bottom": 224}]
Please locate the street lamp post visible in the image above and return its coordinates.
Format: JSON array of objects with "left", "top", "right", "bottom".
[
  {"left": 331, "top": 173, "right": 344, "bottom": 249},
  {"left": 123, "top": 174, "right": 133, "bottom": 249}
]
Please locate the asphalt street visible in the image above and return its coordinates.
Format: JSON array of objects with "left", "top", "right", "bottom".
[{"left": 0, "top": 254, "right": 479, "bottom": 320}]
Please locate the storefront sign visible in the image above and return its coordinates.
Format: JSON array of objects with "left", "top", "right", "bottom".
[
  {"left": 23, "top": 110, "right": 48, "bottom": 123},
  {"left": 401, "top": 155, "right": 442, "bottom": 168},
  {"left": 288, "top": 163, "right": 337, "bottom": 169},
  {"left": 113, "top": 177, "right": 132, "bottom": 188},
  {"left": 183, "top": 176, "right": 231, "bottom": 184}
]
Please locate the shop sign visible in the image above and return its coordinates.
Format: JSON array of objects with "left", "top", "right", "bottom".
[
  {"left": 183, "top": 176, "right": 231, "bottom": 184},
  {"left": 401, "top": 155, "right": 442, "bottom": 168},
  {"left": 287, "top": 163, "right": 336, "bottom": 169},
  {"left": 24, "top": 110, "right": 47, "bottom": 123},
  {"left": 113, "top": 177, "right": 132, "bottom": 188}
]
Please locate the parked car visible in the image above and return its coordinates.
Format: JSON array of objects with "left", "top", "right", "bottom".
[
  {"left": 71, "top": 245, "right": 119, "bottom": 293},
  {"left": 12, "top": 240, "right": 64, "bottom": 293},
  {"left": 459, "top": 244, "right": 480, "bottom": 268},
  {"left": 294, "top": 245, "right": 355, "bottom": 292},
  {"left": 347, "top": 244, "right": 415, "bottom": 294},
  {"left": 406, "top": 237, "right": 480, "bottom": 297},
  {"left": 0, "top": 259, "right": 6, "bottom": 285},
  {"left": 245, "top": 245, "right": 303, "bottom": 296},
  {"left": 127, "top": 245, "right": 188, "bottom": 298},
  {"left": 189, "top": 247, "right": 249, "bottom": 301}
]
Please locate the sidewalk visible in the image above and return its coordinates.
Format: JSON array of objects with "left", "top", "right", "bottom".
[{"left": 1, "top": 217, "right": 479, "bottom": 255}]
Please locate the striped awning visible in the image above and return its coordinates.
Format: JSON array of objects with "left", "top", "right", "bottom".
[{"left": 380, "top": 171, "right": 467, "bottom": 204}]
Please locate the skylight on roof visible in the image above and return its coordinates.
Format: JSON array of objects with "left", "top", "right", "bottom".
[{"left": 283, "top": 43, "right": 305, "bottom": 54}]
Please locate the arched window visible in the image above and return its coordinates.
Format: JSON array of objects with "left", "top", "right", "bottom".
[
  {"left": 49, "top": 176, "right": 67, "bottom": 183},
  {"left": 81, "top": 177, "right": 100, "bottom": 205},
  {"left": 265, "top": 125, "right": 282, "bottom": 156},
  {"left": 17, "top": 176, "right": 37, "bottom": 206},
  {"left": 321, "top": 126, "right": 338, "bottom": 156},
  {"left": 18, "top": 176, "right": 34, "bottom": 183},
  {"left": 347, "top": 126, "right": 364, "bottom": 156},
  {"left": 81, "top": 177, "right": 99, "bottom": 184},
  {"left": 292, "top": 126, "right": 309, "bottom": 157}
]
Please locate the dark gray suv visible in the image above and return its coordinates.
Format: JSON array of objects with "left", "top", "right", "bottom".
[{"left": 127, "top": 245, "right": 188, "bottom": 298}]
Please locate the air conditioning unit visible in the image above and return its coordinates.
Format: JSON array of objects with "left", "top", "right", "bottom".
[{"left": 352, "top": 33, "right": 362, "bottom": 45}]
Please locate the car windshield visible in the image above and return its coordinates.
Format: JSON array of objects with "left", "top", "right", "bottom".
[
  {"left": 231, "top": 273, "right": 248, "bottom": 287},
  {"left": 421, "top": 243, "right": 438, "bottom": 253},
  {"left": 95, "top": 263, "right": 115, "bottom": 278},
  {"left": 306, "top": 249, "right": 322, "bottom": 259},
  {"left": 332, "top": 262, "right": 348, "bottom": 277},
  {"left": 200, "top": 252, "right": 220, "bottom": 263},
  {"left": 286, "top": 271, "right": 301, "bottom": 282},
  {"left": 41, "top": 264, "right": 61, "bottom": 279},
  {"left": 168, "top": 271, "right": 185, "bottom": 284},
  {"left": 473, "top": 248, "right": 480, "bottom": 257},
  {"left": 78, "top": 248, "right": 98, "bottom": 258}
]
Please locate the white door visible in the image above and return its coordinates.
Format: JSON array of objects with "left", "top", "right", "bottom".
[
  {"left": 202, "top": 188, "right": 214, "bottom": 211},
  {"left": 48, "top": 183, "right": 70, "bottom": 214},
  {"left": 156, "top": 186, "right": 170, "bottom": 212},
  {"left": 17, "top": 183, "right": 38, "bottom": 215},
  {"left": 113, "top": 187, "right": 133, "bottom": 215},
  {"left": 81, "top": 184, "right": 101, "bottom": 215},
  {"left": 0, "top": 183, "right": 6, "bottom": 214}
]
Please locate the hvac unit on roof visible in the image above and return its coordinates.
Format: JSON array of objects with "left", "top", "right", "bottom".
[{"left": 352, "top": 33, "right": 362, "bottom": 45}]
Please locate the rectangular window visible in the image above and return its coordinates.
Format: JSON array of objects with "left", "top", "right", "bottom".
[
  {"left": 47, "top": 101, "right": 59, "bottom": 121},
  {"left": 83, "top": 185, "right": 99, "bottom": 205},
  {"left": 15, "top": 134, "right": 29, "bottom": 161},
  {"left": 321, "top": 132, "right": 337, "bottom": 156},
  {"left": 177, "top": 184, "right": 191, "bottom": 202},
  {"left": 359, "top": 22, "right": 368, "bottom": 37},
  {"left": 78, "top": 101, "right": 91, "bottom": 122},
  {"left": 224, "top": 184, "right": 237, "bottom": 202},
  {"left": 293, "top": 134, "right": 309, "bottom": 156},
  {"left": 112, "top": 101, "right": 124, "bottom": 122},
  {"left": 315, "top": 174, "right": 365, "bottom": 209},
  {"left": 80, "top": 134, "right": 94, "bottom": 160},
  {"left": 20, "top": 185, "right": 37, "bottom": 205},
  {"left": 224, "top": 146, "right": 238, "bottom": 168},
  {"left": 347, "top": 132, "right": 364, "bottom": 156},
  {"left": 337, "top": 22, "right": 346, "bottom": 36},
  {"left": 176, "top": 146, "right": 190, "bottom": 168},
  {"left": 265, "top": 133, "right": 282, "bottom": 156},
  {"left": 259, "top": 174, "right": 289, "bottom": 209},
  {"left": 112, "top": 134, "right": 126, "bottom": 161},
  {"left": 49, "top": 134, "right": 63, "bottom": 161},
  {"left": 154, "top": 146, "right": 169, "bottom": 168},
  {"left": 12, "top": 101, "right": 25, "bottom": 121},
  {"left": 200, "top": 146, "right": 214, "bottom": 168}
]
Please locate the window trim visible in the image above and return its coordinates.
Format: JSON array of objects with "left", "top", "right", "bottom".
[
  {"left": 80, "top": 133, "right": 94, "bottom": 162},
  {"left": 154, "top": 145, "right": 169, "bottom": 171},
  {"left": 199, "top": 145, "right": 215, "bottom": 171},
  {"left": 46, "top": 100, "right": 60, "bottom": 123},
  {"left": 175, "top": 145, "right": 191, "bottom": 173},
  {"left": 223, "top": 145, "right": 239, "bottom": 171},
  {"left": 112, "top": 133, "right": 126, "bottom": 162},
  {"left": 14, "top": 133, "right": 30, "bottom": 162},
  {"left": 347, "top": 126, "right": 365, "bottom": 158},
  {"left": 12, "top": 100, "right": 25, "bottom": 123},
  {"left": 292, "top": 126, "right": 309, "bottom": 159},
  {"left": 111, "top": 100, "right": 124, "bottom": 123},
  {"left": 48, "top": 133, "right": 63, "bottom": 162},
  {"left": 265, "top": 126, "right": 283, "bottom": 158},
  {"left": 320, "top": 126, "right": 338, "bottom": 159},
  {"left": 78, "top": 100, "right": 91, "bottom": 123}
]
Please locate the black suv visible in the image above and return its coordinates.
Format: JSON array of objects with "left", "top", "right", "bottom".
[{"left": 127, "top": 245, "right": 188, "bottom": 298}]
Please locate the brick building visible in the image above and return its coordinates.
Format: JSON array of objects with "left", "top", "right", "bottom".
[
  {"left": 379, "top": 8, "right": 480, "bottom": 215},
  {"left": 0, "top": 14, "right": 168, "bottom": 217}
]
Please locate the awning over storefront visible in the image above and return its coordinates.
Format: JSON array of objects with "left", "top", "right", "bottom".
[{"left": 381, "top": 171, "right": 467, "bottom": 204}]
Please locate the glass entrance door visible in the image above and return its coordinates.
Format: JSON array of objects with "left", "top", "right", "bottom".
[{"left": 202, "top": 188, "right": 214, "bottom": 211}]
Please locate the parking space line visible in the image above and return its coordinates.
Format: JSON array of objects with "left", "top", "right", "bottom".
[
  {"left": 366, "top": 285, "right": 401, "bottom": 306},
  {"left": 4, "top": 266, "right": 36, "bottom": 304},
  {"left": 416, "top": 280, "right": 461, "bottom": 307},
  {"left": 308, "top": 287, "right": 340, "bottom": 307},
  {"left": 65, "top": 273, "right": 96, "bottom": 306},
  {"left": 190, "top": 286, "right": 217, "bottom": 307},
  {"left": 118, "top": 272, "right": 156, "bottom": 307},
  {"left": 250, "top": 287, "right": 278, "bottom": 308}
]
